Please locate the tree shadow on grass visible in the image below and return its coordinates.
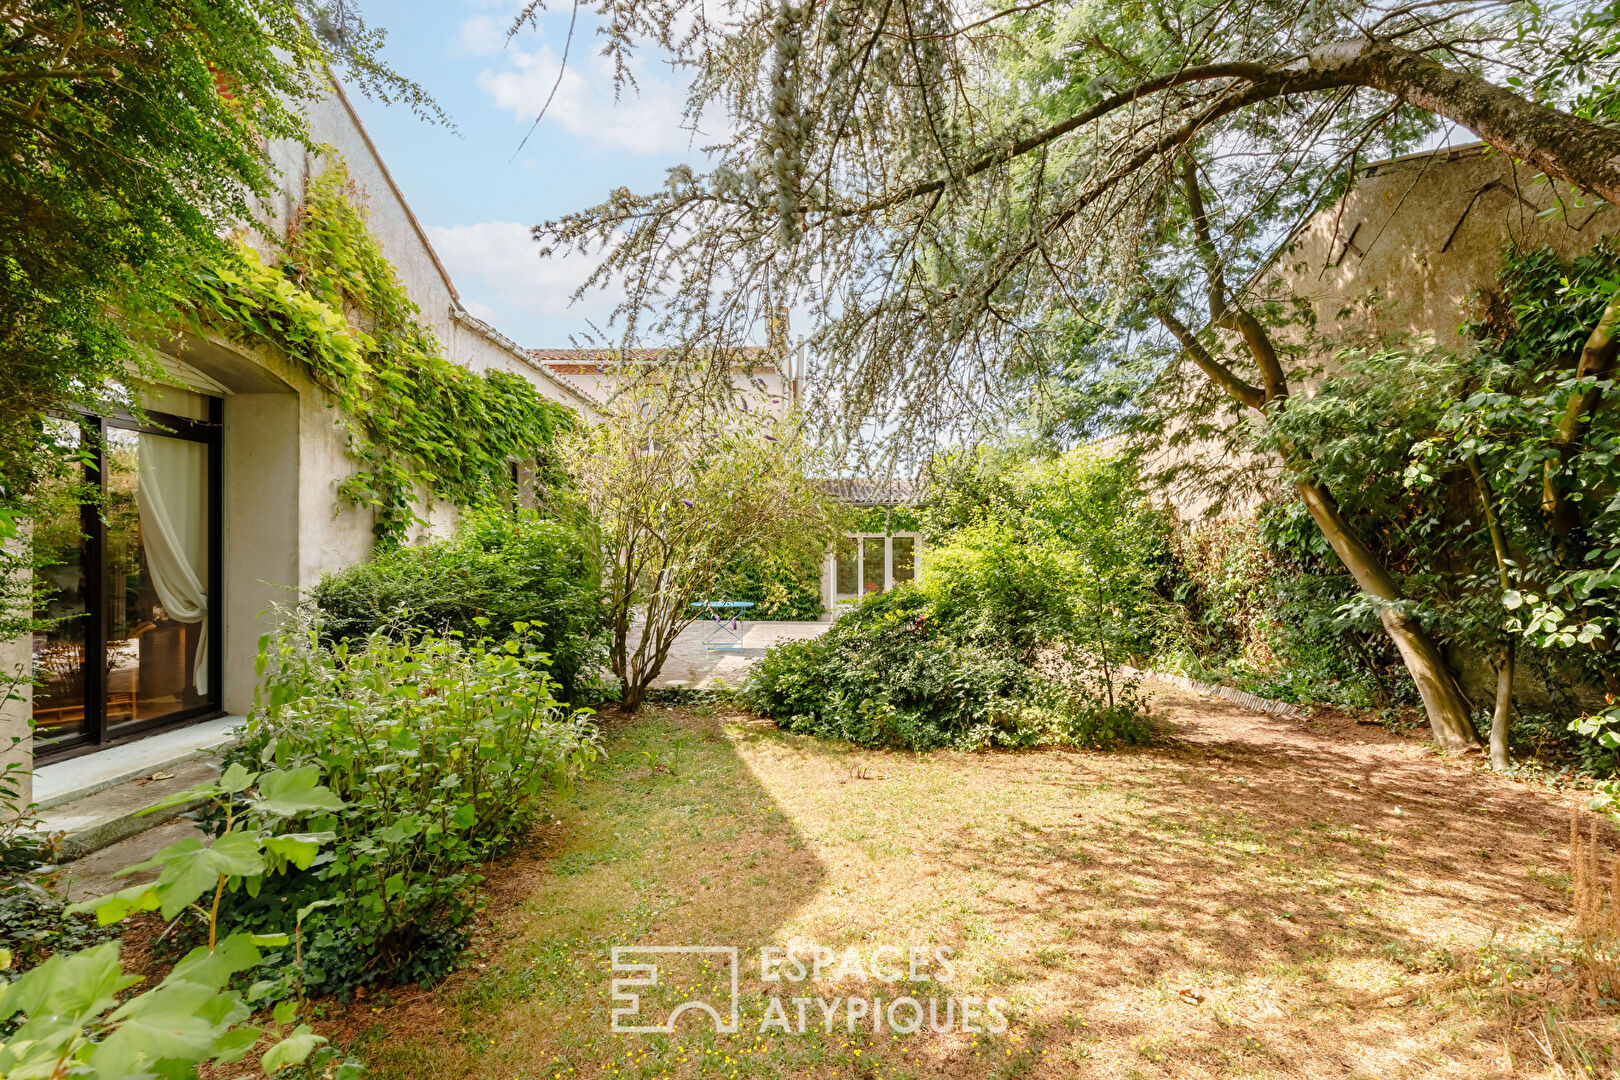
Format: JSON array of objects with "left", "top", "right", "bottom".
[
  {"left": 350, "top": 705, "right": 830, "bottom": 1078},
  {"left": 349, "top": 695, "right": 1597, "bottom": 1080},
  {"left": 902, "top": 695, "right": 1588, "bottom": 1077}
]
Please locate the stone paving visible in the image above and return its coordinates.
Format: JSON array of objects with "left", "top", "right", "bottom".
[{"left": 641, "top": 618, "right": 831, "bottom": 689}]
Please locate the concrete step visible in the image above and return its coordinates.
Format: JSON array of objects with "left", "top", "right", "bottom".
[
  {"left": 38, "top": 758, "right": 221, "bottom": 860},
  {"left": 32, "top": 715, "right": 242, "bottom": 811},
  {"left": 57, "top": 817, "right": 205, "bottom": 903}
]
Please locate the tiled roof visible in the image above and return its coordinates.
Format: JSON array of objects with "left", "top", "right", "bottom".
[
  {"left": 523, "top": 347, "right": 783, "bottom": 408},
  {"left": 819, "top": 478, "right": 918, "bottom": 506}
]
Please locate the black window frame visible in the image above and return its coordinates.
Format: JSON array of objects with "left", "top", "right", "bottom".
[{"left": 35, "top": 397, "right": 224, "bottom": 765}]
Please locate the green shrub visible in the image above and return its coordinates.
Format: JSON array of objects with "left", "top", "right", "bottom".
[
  {"left": 1165, "top": 508, "right": 1414, "bottom": 708},
  {"left": 744, "top": 586, "right": 1156, "bottom": 750},
  {"left": 744, "top": 587, "right": 1029, "bottom": 749},
  {"left": 745, "top": 449, "right": 1167, "bottom": 751},
  {"left": 214, "top": 613, "right": 601, "bottom": 996},
  {"left": 308, "top": 509, "right": 612, "bottom": 703},
  {"left": 3, "top": 765, "right": 359, "bottom": 1080}
]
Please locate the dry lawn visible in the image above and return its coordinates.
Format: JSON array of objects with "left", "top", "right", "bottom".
[{"left": 336, "top": 689, "right": 1620, "bottom": 1079}]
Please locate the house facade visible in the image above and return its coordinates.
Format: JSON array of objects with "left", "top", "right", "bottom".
[{"left": 1, "top": 83, "right": 597, "bottom": 799}]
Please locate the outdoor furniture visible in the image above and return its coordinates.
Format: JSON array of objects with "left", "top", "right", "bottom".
[{"left": 690, "top": 600, "right": 755, "bottom": 651}]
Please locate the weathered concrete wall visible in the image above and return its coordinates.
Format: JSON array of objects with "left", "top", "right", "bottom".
[
  {"left": 1151, "top": 145, "right": 1620, "bottom": 526},
  {"left": 1277, "top": 144, "right": 1618, "bottom": 347}
]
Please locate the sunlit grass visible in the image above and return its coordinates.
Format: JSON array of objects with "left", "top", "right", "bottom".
[{"left": 351, "top": 703, "right": 1610, "bottom": 1079}]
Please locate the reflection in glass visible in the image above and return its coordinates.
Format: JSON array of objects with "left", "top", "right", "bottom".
[
  {"left": 31, "top": 423, "right": 90, "bottom": 750},
  {"left": 835, "top": 537, "right": 857, "bottom": 597},
  {"left": 891, "top": 537, "right": 915, "bottom": 586},
  {"left": 103, "top": 429, "right": 210, "bottom": 736},
  {"left": 862, "top": 537, "right": 884, "bottom": 594}
]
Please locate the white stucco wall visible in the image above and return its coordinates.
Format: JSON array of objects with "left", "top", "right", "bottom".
[
  {"left": 1, "top": 531, "right": 33, "bottom": 807},
  {"left": 16, "top": 78, "right": 597, "bottom": 760}
]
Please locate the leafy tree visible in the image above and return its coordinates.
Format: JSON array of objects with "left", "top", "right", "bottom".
[
  {"left": 0, "top": 765, "right": 354, "bottom": 1079},
  {"left": 565, "top": 361, "right": 841, "bottom": 711},
  {"left": 517, "top": 0, "right": 1619, "bottom": 750},
  {"left": 924, "top": 447, "right": 1175, "bottom": 689},
  {"left": 1262, "top": 241, "right": 1620, "bottom": 768},
  {"left": 0, "top": 0, "right": 429, "bottom": 511}
]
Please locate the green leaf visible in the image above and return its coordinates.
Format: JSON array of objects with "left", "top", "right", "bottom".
[
  {"left": 1502, "top": 590, "right": 1524, "bottom": 610},
  {"left": 165, "top": 934, "right": 263, "bottom": 990},
  {"left": 262, "top": 833, "right": 325, "bottom": 870},
  {"left": 0, "top": 942, "right": 135, "bottom": 1025},
  {"left": 251, "top": 767, "right": 345, "bottom": 817},
  {"left": 211, "top": 1024, "right": 266, "bottom": 1064},
  {"left": 72, "top": 883, "right": 161, "bottom": 926},
  {"left": 295, "top": 897, "right": 340, "bottom": 924},
  {"left": 221, "top": 763, "right": 258, "bottom": 794},
  {"left": 136, "top": 779, "right": 225, "bottom": 817},
  {"left": 128, "top": 832, "right": 267, "bottom": 919},
  {"left": 95, "top": 982, "right": 239, "bottom": 1068},
  {"left": 261, "top": 1025, "right": 328, "bottom": 1074}
]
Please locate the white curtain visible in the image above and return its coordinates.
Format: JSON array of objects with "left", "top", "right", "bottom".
[{"left": 137, "top": 435, "right": 209, "bottom": 696}]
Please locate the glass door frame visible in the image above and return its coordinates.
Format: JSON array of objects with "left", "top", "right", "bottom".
[
  {"left": 36, "top": 399, "right": 224, "bottom": 765},
  {"left": 833, "top": 532, "right": 922, "bottom": 604}
]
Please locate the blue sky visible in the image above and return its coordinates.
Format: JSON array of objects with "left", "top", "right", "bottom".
[{"left": 344, "top": 1, "right": 716, "bottom": 347}]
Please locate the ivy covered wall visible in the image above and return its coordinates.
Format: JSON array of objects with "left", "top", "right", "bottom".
[{"left": 171, "top": 155, "right": 574, "bottom": 546}]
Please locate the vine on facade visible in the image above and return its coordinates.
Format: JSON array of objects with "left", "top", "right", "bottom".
[{"left": 174, "top": 153, "right": 572, "bottom": 545}]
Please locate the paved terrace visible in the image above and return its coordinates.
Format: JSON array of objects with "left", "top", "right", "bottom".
[{"left": 640, "top": 619, "right": 831, "bottom": 689}]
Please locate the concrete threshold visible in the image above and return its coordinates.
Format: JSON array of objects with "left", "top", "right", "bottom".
[
  {"left": 33, "top": 715, "right": 242, "bottom": 811},
  {"left": 31, "top": 716, "right": 242, "bottom": 860},
  {"left": 41, "top": 759, "right": 221, "bottom": 860}
]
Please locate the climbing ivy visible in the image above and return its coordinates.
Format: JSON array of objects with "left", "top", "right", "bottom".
[
  {"left": 848, "top": 506, "right": 923, "bottom": 534},
  {"left": 174, "top": 155, "right": 573, "bottom": 545}
]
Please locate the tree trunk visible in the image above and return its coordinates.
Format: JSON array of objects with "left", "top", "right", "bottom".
[
  {"left": 1468, "top": 454, "right": 1516, "bottom": 771},
  {"left": 1295, "top": 480, "right": 1480, "bottom": 751},
  {"left": 1491, "top": 642, "right": 1514, "bottom": 772}
]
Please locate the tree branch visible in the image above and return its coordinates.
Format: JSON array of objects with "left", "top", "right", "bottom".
[{"left": 1153, "top": 307, "right": 1264, "bottom": 410}]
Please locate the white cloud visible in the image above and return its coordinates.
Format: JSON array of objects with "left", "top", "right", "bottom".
[
  {"left": 478, "top": 44, "right": 705, "bottom": 156},
  {"left": 426, "top": 220, "right": 622, "bottom": 342},
  {"left": 454, "top": 14, "right": 508, "bottom": 57}
]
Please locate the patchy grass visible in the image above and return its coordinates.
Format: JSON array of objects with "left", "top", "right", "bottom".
[{"left": 335, "top": 692, "right": 1619, "bottom": 1079}]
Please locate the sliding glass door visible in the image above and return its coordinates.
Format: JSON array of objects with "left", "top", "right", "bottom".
[
  {"left": 833, "top": 533, "right": 921, "bottom": 605},
  {"left": 32, "top": 397, "right": 222, "bottom": 762}
]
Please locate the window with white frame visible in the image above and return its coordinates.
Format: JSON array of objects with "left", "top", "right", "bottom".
[{"left": 833, "top": 533, "right": 920, "bottom": 602}]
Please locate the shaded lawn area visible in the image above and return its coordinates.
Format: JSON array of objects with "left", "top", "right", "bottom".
[{"left": 341, "top": 691, "right": 1612, "bottom": 1079}]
